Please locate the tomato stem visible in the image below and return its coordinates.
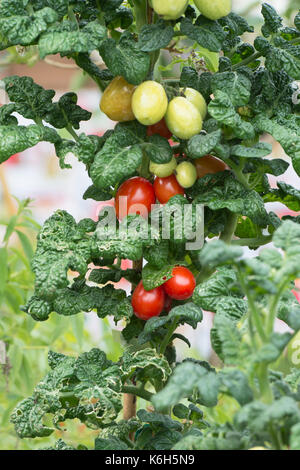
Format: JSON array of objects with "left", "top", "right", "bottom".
[
  {"left": 159, "top": 318, "right": 178, "bottom": 355},
  {"left": 219, "top": 212, "right": 238, "bottom": 244}
]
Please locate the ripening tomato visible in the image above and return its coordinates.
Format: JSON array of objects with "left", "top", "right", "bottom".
[
  {"left": 132, "top": 81, "right": 168, "bottom": 126},
  {"left": 175, "top": 161, "right": 197, "bottom": 188},
  {"left": 147, "top": 118, "right": 172, "bottom": 139},
  {"left": 115, "top": 177, "right": 156, "bottom": 219},
  {"left": 153, "top": 175, "right": 185, "bottom": 204},
  {"left": 150, "top": 157, "right": 177, "bottom": 178},
  {"left": 151, "top": 0, "right": 189, "bottom": 20},
  {"left": 163, "top": 266, "right": 196, "bottom": 300},
  {"left": 165, "top": 97, "right": 202, "bottom": 140},
  {"left": 194, "top": 0, "right": 232, "bottom": 20},
  {"left": 180, "top": 88, "right": 207, "bottom": 120},
  {"left": 132, "top": 281, "right": 165, "bottom": 320},
  {"left": 100, "top": 76, "right": 136, "bottom": 122},
  {"left": 194, "top": 154, "right": 227, "bottom": 179}
]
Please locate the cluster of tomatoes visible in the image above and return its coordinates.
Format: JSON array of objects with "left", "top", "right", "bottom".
[
  {"left": 99, "top": 47, "right": 229, "bottom": 321},
  {"left": 101, "top": 77, "right": 226, "bottom": 218},
  {"left": 132, "top": 266, "right": 196, "bottom": 321}
]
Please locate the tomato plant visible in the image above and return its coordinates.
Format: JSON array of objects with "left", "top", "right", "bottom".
[
  {"left": 1, "top": 0, "right": 300, "bottom": 453},
  {"left": 154, "top": 174, "right": 185, "bottom": 204},
  {"left": 115, "top": 176, "right": 156, "bottom": 219}
]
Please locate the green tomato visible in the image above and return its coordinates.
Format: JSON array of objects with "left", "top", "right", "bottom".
[
  {"left": 152, "top": 0, "right": 189, "bottom": 20},
  {"left": 175, "top": 161, "right": 197, "bottom": 188},
  {"left": 194, "top": 0, "right": 231, "bottom": 20},
  {"left": 180, "top": 87, "right": 207, "bottom": 120},
  {"left": 150, "top": 157, "right": 177, "bottom": 178},
  {"left": 165, "top": 97, "right": 202, "bottom": 140},
  {"left": 132, "top": 81, "right": 168, "bottom": 126}
]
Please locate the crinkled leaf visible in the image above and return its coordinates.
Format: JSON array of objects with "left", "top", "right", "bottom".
[
  {"left": 99, "top": 32, "right": 150, "bottom": 85},
  {"left": 138, "top": 20, "right": 173, "bottom": 52}
]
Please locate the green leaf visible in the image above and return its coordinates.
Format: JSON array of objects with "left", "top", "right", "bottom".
[
  {"left": 99, "top": 32, "right": 150, "bottom": 85},
  {"left": 198, "top": 240, "right": 243, "bottom": 269},
  {"left": 0, "top": 125, "right": 45, "bottom": 164},
  {"left": 38, "top": 21, "right": 107, "bottom": 58},
  {"left": 4, "top": 75, "right": 55, "bottom": 120},
  {"left": 138, "top": 20, "right": 174, "bottom": 52},
  {"left": 290, "top": 423, "right": 300, "bottom": 450},
  {"left": 0, "top": 7, "right": 58, "bottom": 49},
  {"left": 235, "top": 397, "right": 300, "bottom": 435},
  {"left": 212, "top": 314, "right": 242, "bottom": 364},
  {"left": 90, "top": 125, "right": 143, "bottom": 190},
  {"left": 273, "top": 220, "right": 300, "bottom": 251},
  {"left": 193, "top": 267, "right": 245, "bottom": 314},
  {"left": 208, "top": 91, "right": 255, "bottom": 140},
  {"left": 219, "top": 368, "right": 253, "bottom": 405},
  {"left": 83, "top": 185, "right": 112, "bottom": 202},
  {"left": 94, "top": 436, "right": 130, "bottom": 450},
  {"left": 144, "top": 135, "right": 173, "bottom": 164},
  {"left": 193, "top": 173, "right": 269, "bottom": 226},
  {"left": 187, "top": 130, "right": 222, "bottom": 159},
  {"left": 230, "top": 142, "right": 272, "bottom": 158},
  {"left": 180, "top": 66, "right": 212, "bottom": 100},
  {"left": 180, "top": 17, "right": 227, "bottom": 53},
  {"left": 137, "top": 410, "right": 182, "bottom": 431},
  {"left": 16, "top": 230, "right": 34, "bottom": 261},
  {"left": 264, "top": 38, "right": 300, "bottom": 80},
  {"left": 44, "top": 92, "right": 91, "bottom": 130},
  {"left": 211, "top": 71, "right": 252, "bottom": 106},
  {"left": 142, "top": 263, "right": 174, "bottom": 291},
  {"left": 152, "top": 361, "right": 220, "bottom": 411},
  {"left": 261, "top": 3, "right": 283, "bottom": 37},
  {"left": 121, "top": 348, "right": 171, "bottom": 387}
]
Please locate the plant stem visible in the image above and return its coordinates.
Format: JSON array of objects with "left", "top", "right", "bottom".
[
  {"left": 159, "top": 319, "right": 178, "bottom": 355},
  {"left": 232, "top": 37, "right": 300, "bottom": 70},
  {"left": 220, "top": 212, "right": 238, "bottom": 244},
  {"left": 232, "top": 51, "right": 262, "bottom": 70},
  {"left": 237, "top": 266, "right": 267, "bottom": 343},
  {"left": 257, "top": 363, "right": 273, "bottom": 404},
  {"left": 66, "top": 124, "right": 80, "bottom": 141},
  {"left": 266, "top": 280, "right": 287, "bottom": 337},
  {"left": 133, "top": 0, "right": 148, "bottom": 33},
  {"left": 122, "top": 385, "right": 153, "bottom": 402}
]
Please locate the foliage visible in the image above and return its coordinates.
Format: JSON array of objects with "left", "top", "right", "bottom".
[{"left": 0, "top": 0, "right": 300, "bottom": 451}]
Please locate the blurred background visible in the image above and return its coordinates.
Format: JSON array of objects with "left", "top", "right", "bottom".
[{"left": 0, "top": 0, "right": 299, "bottom": 449}]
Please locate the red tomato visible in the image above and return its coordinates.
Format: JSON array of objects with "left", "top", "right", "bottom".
[
  {"left": 132, "top": 281, "right": 165, "bottom": 320},
  {"left": 163, "top": 266, "right": 196, "bottom": 300},
  {"left": 147, "top": 118, "right": 172, "bottom": 139},
  {"left": 153, "top": 175, "right": 185, "bottom": 204},
  {"left": 115, "top": 177, "right": 156, "bottom": 219},
  {"left": 195, "top": 154, "right": 227, "bottom": 179}
]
